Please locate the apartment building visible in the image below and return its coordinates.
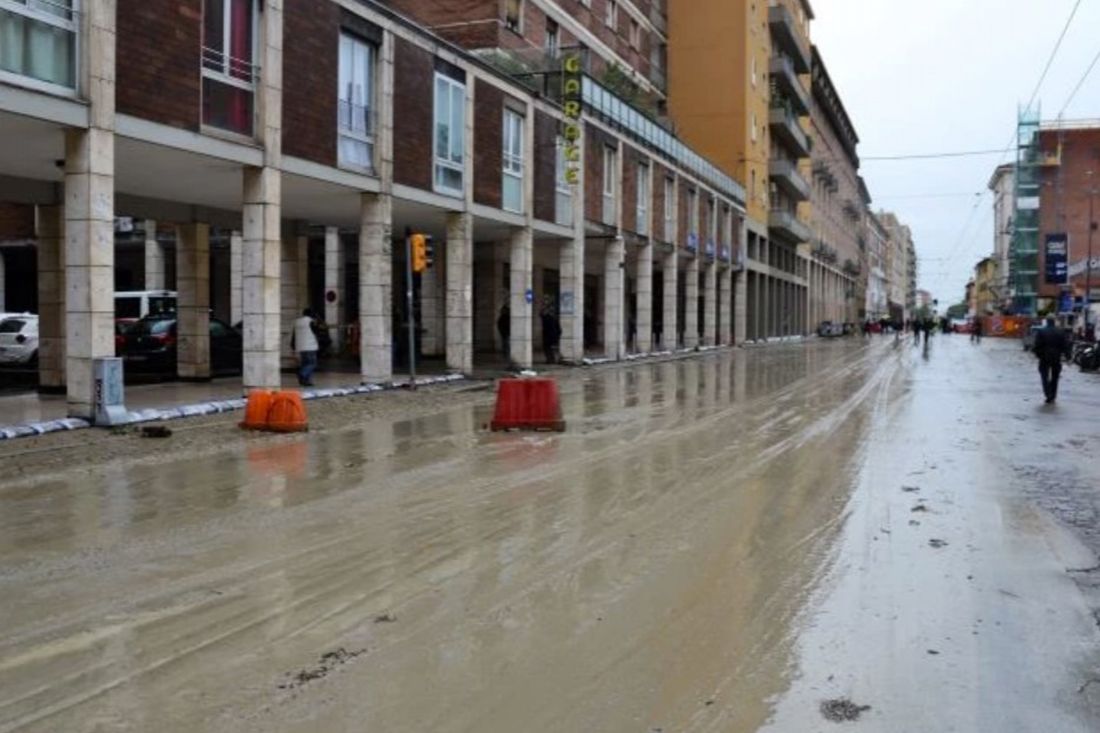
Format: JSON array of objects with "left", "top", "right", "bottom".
[
  {"left": 1035, "top": 122, "right": 1100, "bottom": 314},
  {"left": 806, "top": 46, "right": 864, "bottom": 326},
  {"left": 879, "top": 211, "right": 914, "bottom": 322},
  {"left": 0, "top": 0, "right": 746, "bottom": 418},
  {"left": 863, "top": 212, "right": 888, "bottom": 321},
  {"left": 988, "top": 163, "right": 1014, "bottom": 307},
  {"left": 668, "top": 0, "right": 813, "bottom": 341}
]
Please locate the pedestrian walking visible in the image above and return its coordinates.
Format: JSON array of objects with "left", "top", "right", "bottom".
[
  {"left": 1033, "top": 316, "right": 1068, "bottom": 404},
  {"left": 292, "top": 308, "right": 320, "bottom": 387},
  {"left": 540, "top": 301, "right": 562, "bottom": 364},
  {"left": 971, "top": 318, "right": 983, "bottom": 344}
]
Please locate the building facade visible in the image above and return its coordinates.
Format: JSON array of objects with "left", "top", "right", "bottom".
[
  {"left": 973, "top": 257, "right": 998, "bottom": 316},
  {"left": 878, "top": 211, "right": 913, "bottom": 323},
  {"left": 668, "top": 0, "right": 813, "bottom": 340},
  {"left": 864, "top": 213, "right": 888, "bottom": 321},
  {"left": 0, "top": 0, "right": 746, "bottom": 418},
  {"left": 1035, "top": 122, "right": 1100, "bottom": 314},
  {"left": 807, "top": 47, "right": 863, "bottom": 326},
  {"left": 988, "top": 163, "right": 1014, "bottom": 309}
]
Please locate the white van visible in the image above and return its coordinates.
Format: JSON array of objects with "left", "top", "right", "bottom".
[{"left": 115, "top": 291, "right": 177, "bottom": 321}]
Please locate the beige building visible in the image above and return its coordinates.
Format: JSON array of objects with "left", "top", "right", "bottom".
[
  {"left": 669, "top": 0, "right": 814, "bottom": 340},
  {"left": 879, "top": 211, "right": 915, "bottom": 322}
]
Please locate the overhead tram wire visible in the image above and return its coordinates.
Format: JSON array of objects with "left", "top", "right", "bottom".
[{"left": 1056, "top": 41, "right": 1100, "bottom": 119}]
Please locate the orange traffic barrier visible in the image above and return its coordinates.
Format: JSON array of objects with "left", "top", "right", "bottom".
[
  {"left": 240, "top": 390, "right": 277, "bottom": 430},
  {"left": 266, "top": 391, "right": 309, "bottom": 433},
  {"left": 490, "top": 378, "right": 565, "bottom": 432}
]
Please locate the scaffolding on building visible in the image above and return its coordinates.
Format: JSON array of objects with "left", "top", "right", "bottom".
[{"left": 1010, "top": 106, "right": 1041, "bottom": 315}]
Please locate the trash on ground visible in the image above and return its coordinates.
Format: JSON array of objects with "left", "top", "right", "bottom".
[{"left": 820, "top": 698, "right": 871, "bottom": 722}]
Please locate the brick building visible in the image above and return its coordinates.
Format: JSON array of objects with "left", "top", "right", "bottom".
[{"left": 0, "top": 0, "right": 744, "bottom": 417}]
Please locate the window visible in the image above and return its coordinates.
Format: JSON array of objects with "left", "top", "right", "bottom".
[
  {"left": 605, "top": 0, "right": 617, "bottom": 28},
  {"left": 708, "top": 197, "right": 717, "bottom": 243},
  {"left": 338, "top": 33, "right": 376, "bottom": 173},
  {"left": 636, "top": 163, "right": 649, "bottom": 236},
  {"left": 602, "top": 145, "right": 617, "bottom": 225},
  {"left": 545, "top": 18, "right": 559, "bottom": 58},
  {"left": 0, "top": 0, "right": 77, "bottom": 89},
  {"left": 504, "top": 0, "right": 522, "bottom": 33},
  {"left": 688, "top": 188, "right": 698, "bottom": 237},
  {"left": 502, "top": 108, "right": 524, "bottom": 213},
  {"left": 202, "top": 0, "right": 257, "bottom": 136},
  {"left": 751, "top": 56, "right": 757, "bottom": 87},
  {"left": 433, "top": 73, "right": 466, "bottom": 196},
  {"left": 629, "top": 19, "right": 640, "bottom": 49},
  {"left": 751, "top": 111, "right": 757, "bottom": 142},
  {"left": 555, "top": 137, "right": 573, "bottom": 226},
  {"left": 664, "top": 177, "right": 674, "bottom": 241}
]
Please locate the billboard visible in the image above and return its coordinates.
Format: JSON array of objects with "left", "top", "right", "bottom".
[{"left": 1045, "top": 233, "right": 1068, "bottom": 285}]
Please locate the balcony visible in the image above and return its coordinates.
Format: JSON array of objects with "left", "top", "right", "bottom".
[
  {"left": 769, "top": 209, "right": 812, "bottom": 244},
  {"left": 769, "top": 106, "right": 810, "bottom": 158},
  {"left": 769, "top": 55, "right": 810, "bottom": 115},
  {"left": 768, "top": 4, "right": 811, "bottom": 73},
  {"left": 769, "top": 158, "right": 810, "bottom": 201}
]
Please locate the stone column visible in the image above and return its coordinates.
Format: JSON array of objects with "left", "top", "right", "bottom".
[
  {"left": 143, "top": 220, "right": 165, "bottom": 290},
  {"left": 603, "top": 236, "right": 625, "bottom": 360},
  {"left": 559, "top": 234, "right": 585, "bottom": 362},
  {"left": 323, "top": 226, "right": 343, "bottom": 351},
  {"left": 508, "top": 227, "right": 534, "bottom": 369},
  {"left": 718, "top": 266, "right": 732, "bottom": 345},
  {"left": 36, "top": 205, "right": 65, "bottom": 392},
  {"left": 683, "top": 255, "right": 699, "bottom": 348},
  {"left": 280, "top": 229, "right": 307, "bottom": 368},
  {"left": 734, "top": 269, "right": 746, "bottom": 345},
  {"left": 419, "top": 261, "right": 443, "bottom": 357},
  {"left": 229, "top": 230, "right": 243, "bottom": 326},
  {"left": 662, "top": 249, "right": 677, "bottom": 350},
  {"left": 176, "top": 222, "right": 210, "bottom": 380},
  {"left": 635, "top": 241, "right": 653, "bottom": 353},
  {"left": 703, "top": 260, "right": 717, "bottom": 346},
  {"left": 360, "top": 193, "right": 392, "bottom": 383},
  {"left": 445, "top": 211, "right": 473, "bottom": 373},
  {"left": 242, "top": 167, "right": 282, "bottom": 390},
  {"left": 242, "top": 0, "right": 283, "bottom": 391}
]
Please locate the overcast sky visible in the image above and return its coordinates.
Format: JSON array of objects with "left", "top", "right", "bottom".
[{"left": 811, "top": 0, "right": 1100, "bottom": 306}]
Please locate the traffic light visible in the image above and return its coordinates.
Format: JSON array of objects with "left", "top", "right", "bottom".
[
  {"left": 424, "top": 236, "right": 434, "bottom": 270},
  {"left": 411, "top": 233, "right": 427, "bottom": 273}
]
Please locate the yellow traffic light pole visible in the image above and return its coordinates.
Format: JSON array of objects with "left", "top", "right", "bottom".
[{"left": 404, "top": 230, "right": 417, "bottom": 389}]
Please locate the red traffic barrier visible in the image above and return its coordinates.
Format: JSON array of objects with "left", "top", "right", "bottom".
[{"left": 490, "top": 377, "right": 566, "bottom": 432}]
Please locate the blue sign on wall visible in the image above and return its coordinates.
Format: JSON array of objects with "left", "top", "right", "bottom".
[{"left": 1045, "top": 233, "right": 1068, "bottom": 285}]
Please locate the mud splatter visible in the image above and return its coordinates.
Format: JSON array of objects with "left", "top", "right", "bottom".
[{"left": 820, "top": 698, "right": 871, "bottom": 722}]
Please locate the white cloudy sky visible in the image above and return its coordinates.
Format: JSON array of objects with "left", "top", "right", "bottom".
[{"left": 812, "top": 0, "right": 1100, "bottom": 305}]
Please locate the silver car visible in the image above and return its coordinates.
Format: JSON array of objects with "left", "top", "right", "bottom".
[{"left": 0, "top": 314, "right": 39, "bottom": 366}]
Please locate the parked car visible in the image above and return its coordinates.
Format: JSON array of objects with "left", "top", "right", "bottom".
[
  {"left": 0, "top": 314, "right": 39, "bottom": 366},
  {"left": 121, "top": 313, "right": 242, "bottom": 375},
  {"left": 817, "top": 320, "right": 845, "bottom": 338},
  {"left": 115, "top": 290, "right": 177, "bottom": 320}
]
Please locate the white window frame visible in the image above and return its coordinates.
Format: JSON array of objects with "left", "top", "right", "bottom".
[
  {"left": 629, "top": 18, "right": 640, "bottom": 49},
  {"left": 337, "top": 32, "right": 376, "bottom": 174},
  {"left": 0, "top": 0, "right": 80, "bottom": 94},
  {"left": 545, "top": 18, "right": 559, "bottom": 58},
  {"left": 504, "top": 0, "right": 523, "bottom": 33},
  {"left": 502, "top": 108, "right": 525, "bottom": 214},
  {"left": 664, "top": 177, "right": 674, "bottom": 242},
  {"left": 605, "top": 0, "right": 617, "bottom": 28},
  {"left": 602, "top": 145, "right": 617, "bottom": 225},
  {"left": 201, "top": 0, "right": 258, "bottom": 93},
  {"left": 636, "top": 163, "right": 649, "bottom": 236},
  {"left": 432, "top": 72, "right": 466, "bottom": 197}
]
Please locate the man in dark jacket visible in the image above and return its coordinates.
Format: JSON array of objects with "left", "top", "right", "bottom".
[{"left": 1033, "top": 317, "right": 1068, "bottom": 403}]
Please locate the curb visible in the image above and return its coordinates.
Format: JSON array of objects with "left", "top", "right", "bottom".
[{"left": 0, "top": 373, "right": 467, "bottom": 442}]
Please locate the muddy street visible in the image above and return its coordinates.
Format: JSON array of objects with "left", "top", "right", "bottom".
[{"left": 1, "top": 336, "right": 1099, "bottom": 732}]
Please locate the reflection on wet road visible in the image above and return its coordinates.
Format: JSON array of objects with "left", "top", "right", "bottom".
[{"left": 1, "top": 336, "right": 1097, "bottom": 732}]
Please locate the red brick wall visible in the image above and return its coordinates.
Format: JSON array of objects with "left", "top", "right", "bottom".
[
  {"left": 382, "top": 0, "right": 499, "bottom": 48},
  {"left": 117, "top": 0, "right": 201, "bottom": 131},
  {"left": 678, "top": 182, "right": 690, "bottom": 250},
  {"left": 474, "top": 79, "right": 503, "bottom": 208},
  {"left": 533, "top": 111, "right": 558, "bottom": 223},
  {"left": 652, "top": 164, "right": 669, "bottom": 242},
  {"left": 283, "top": 0, "right": 339, "bottom": 167},
  {"left": 621, "top": 145, "right": 638, "bottom": 234},
  {"left": 1038, "top": 128, "right": 1100, "bottom": 298},
  {"left": 584, "top": 123, "right": 611, "bottom": 224},
  {"left": 393, "top": 38, "right": 435, "bottom": 191}
]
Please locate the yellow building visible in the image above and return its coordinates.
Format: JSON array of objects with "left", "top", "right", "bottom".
[
  {"left": 973, "top": 257, "right": 999, "bottom": 316},
  {"left": 669, "top": 0, "right": 815, "bottom": 340}
]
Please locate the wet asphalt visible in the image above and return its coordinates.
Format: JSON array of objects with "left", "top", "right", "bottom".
[{"left": 1, "top": 334, "right": 1098, "bottom": 732}]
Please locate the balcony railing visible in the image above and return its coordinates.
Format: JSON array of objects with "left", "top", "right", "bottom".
[
  {"left": 769, "top": 55, "right": 810, "bottom": 115},
  {"left": 769, "top": 209, "right": 812, "bottom": 244},
  {"left": 583, "top": 75, "right": 746, "bottom": 204},
  {"left": 768, "top": 3, "right": 810, "bottom": 73},
  {"left": 769, "top": 105, "right": 810, "bottom": 158},
  {"left": 769, "top": 158, "right": 810, "bottom": 201}
]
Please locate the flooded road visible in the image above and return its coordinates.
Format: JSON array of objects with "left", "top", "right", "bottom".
[{"left": 1, "top": 336, "right": 1098, "bottom": 731}]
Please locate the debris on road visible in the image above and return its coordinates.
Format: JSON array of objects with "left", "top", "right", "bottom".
[
  {"left": 929, "top": 539, "right": 949, "bottom": 549},
  {"left": 374, "top": 612, "right": 397, "bottom": 623},
  {"left": 901, "top": 485, "right": 921, "bottom": 493},
  {"left": 279, "top": 647, "right": 366, "bottom": 690},
  {"left": 820, "top": 698, "right": 872, "bottom": 722},
  {"left": 140, "top": 425, "right": 172, "bottom": 438},
  {"left": 911, "top": 503, "right": 929, "bottom": 513}
]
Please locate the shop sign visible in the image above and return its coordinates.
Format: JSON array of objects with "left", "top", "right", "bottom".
[{"left": 562, "top": 52, "right": 583, "bottom": 186}]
